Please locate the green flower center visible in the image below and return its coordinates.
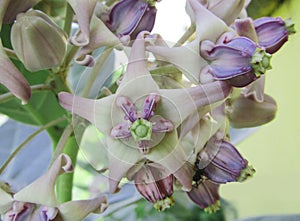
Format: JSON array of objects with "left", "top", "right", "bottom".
[{"left": 130, "top": 118, "right": 152, "bottom": 141}]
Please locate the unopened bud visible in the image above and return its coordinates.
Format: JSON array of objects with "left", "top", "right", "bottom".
[
  {"left": 133, "top": 163, "right": 174, "bottom": 211},
  {"left": 11, "top": 10, "right": 67, "bottom": 72},
  {"left": 254, "top": 17, "right": 296, "bottom": 54},
  {"left": 228, "top": 94, "right": 277, "bottom": 128},
  {"left": 106, "top": 0, "right": 157, "bottom": 40}
]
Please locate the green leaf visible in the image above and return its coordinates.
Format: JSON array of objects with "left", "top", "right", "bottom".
[
  {"left": 247, "top": 0, "right": 291, "bottom": 18},
  {"left": 0, "top": 90, "right": 66, "bottom": 126}
]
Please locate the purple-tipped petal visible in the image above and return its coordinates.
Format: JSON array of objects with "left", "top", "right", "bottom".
[
  {"left": 58, "top": 92, "right": 116, "bottom": 134},
  {"left": 151, "top": 115, "right": 174, "bottom": 133},
  {"left": 111, "top": 122, "right": 131, "bottom": 139},
  {"left": 116, "top": 96, "right": 137, "bottom": 122},
  {"left": 160, "top": 81, "right": 231, "bottom": 127},
  {"left": 141, "top": 93, "right": 160, "bottom": 119}
]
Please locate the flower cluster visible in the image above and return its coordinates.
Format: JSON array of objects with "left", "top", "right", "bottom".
[{"left": 0, "top": 0, "right": 296, "bottom": 219}]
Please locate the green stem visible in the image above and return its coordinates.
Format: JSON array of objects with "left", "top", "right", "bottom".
[
  {"left": 50, "top": 123, "right": 73, "bottom": 166},
  {"left": 173, "top": 24, "right": 196, "bottom": 47},
  {"left": 81, "top": 47, "right": 113, "bottom": 97},
  {"left": 56, "top": 135, "right": 79, "bottom": 203},
  {"left": 0, "top": 84, "right": 53, "bottom": 104},
  {"left": 63, "top": 2, "right": 74, "bottom": 36},
  {"left": 0, "top": 116, "right": 66, "bottom": 174}
]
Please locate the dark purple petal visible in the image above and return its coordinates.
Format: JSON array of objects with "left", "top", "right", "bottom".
[
  {"left": 141, "top": 93, "right": 160, "bottom": 119},
  {"left": 187, "top": 180, "right": 220, "bottom": 212},
  {"left": 107, "top": 0, "right": 157, "bottom": 39},
  {"left": 129, "top": 6, "right": 157, "bottom": 40},
  {"left": 116, "top": 96, "right": 137, "bottom": 122}
]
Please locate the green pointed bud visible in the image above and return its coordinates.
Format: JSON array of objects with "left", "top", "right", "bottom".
[
  {"left": 228, "top": 94, "right": 277, "bottom": 128},
  {"left": 237, "top": 165, "right": 256, "bottom": 182},
  {"left": 251, "top": 48, "right": 272, "bottom": 76},
  {"left": 130, "top": 118, "right": 152, "bottom": 141},
  {"left": 11, "top": 10, "right": 67, "bottom": 72}
]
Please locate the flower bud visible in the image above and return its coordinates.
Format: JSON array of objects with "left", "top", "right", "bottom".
[
  {"left": 106, "top": 0, "right": 157, "bottom": 40},
  {"left": 3, "top": 0, "right": 41, "bottom": 24},
  {"left": 254, "top": 17, "right": 296, "bottom": 54},
  {"left": 228, "top": 93, "right": 277, "bottom": 128},
  {"left": 197, "top": 138, "right": 255, "bottom": 183},
  {"left": 187, "top": 179, "right": 220, "bottom": 213},
  {"left": 11, "top": 10, "right": 67, "bottom": 72},
  {"left": 200, "top": 36, "right": 272, "bottom": 87},
  {"left": 133, "top": 163, "right": 174, "bottom": 211}
]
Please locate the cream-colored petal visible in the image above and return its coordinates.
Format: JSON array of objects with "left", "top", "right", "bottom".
[
  {"left": 147, "top": 41, "right": 205, "bottom": 84},
  {"left": 117, "top": 31, "right": 159, "bottom": 95},
  {"left": 206, "top": 0, "right": 246, "bottom": 25},
  {"left": 106, "top": 137, "right": 144, "bottom": 193},
  {"left": 74, "top": 15, "right": 121, "bottom": 66},
  {"left": 187, "top": 0, "right": 229, "bottom": 42},
  {"left": 68, "top": 0, "right": 97, "bottom": 46},
  {"left": 0, "top": 188, "right": 14, "bottom": 213},
  {"left": 242, "top": 76, "right": 265, "bottom": 102},
  {"left": 147, "top": 131, "right": 193, "bottom": 191},
  {"left": 58, "top": 92, "right": 116, "bottom": 135},
  {"left": 235, "top": 18, "right": 258, "bottom": 42},
  {"left": 14, "top": 154, "right": 73, "bottom": 207},
  {"left": 59, "top": 195, "right": 108, "bottom": 221},
  {"left": 158, "top": 81, "right": 231, "bottom": 127}
]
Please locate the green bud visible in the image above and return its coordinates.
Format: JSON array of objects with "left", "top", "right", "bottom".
[
  {"left": 228, "top": 94, "right": 277, "bottom": 128},
  {"left": 251, "top": 48, "right": 272, "bottom": 76},
  {"left": 11, "top": 10, "right": 67, "bottom": 72}
]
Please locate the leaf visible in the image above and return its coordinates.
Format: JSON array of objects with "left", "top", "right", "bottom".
[
  {"left": 0, "top": 119, "right": 52, "bottom": 191},
  {"left": 0, "top": 90, "right": 66, "bottom": 126},
  {"left": 247, "top": 0, "right": 291, "bottom": 18}
]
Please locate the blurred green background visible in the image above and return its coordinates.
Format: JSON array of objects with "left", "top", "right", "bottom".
[{"left": 222, "top": 0, "right": 300, "bottom": 218}]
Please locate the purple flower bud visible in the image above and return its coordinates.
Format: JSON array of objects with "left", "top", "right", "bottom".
[
  {"left": 200, "top": 36, "right": 272, "bottom": 87},
  {"left": 254, "top": 17, "right": 296, "bottom": 54},
  {"left": 187, "top": 179, "right": 220, "bottom": 213},
  {"left": 106, "top": 0, "right": 157, "bottom": 40},
  {"left": 133, "top": 163, "right": 174, "bottom": 211},
  {"left": 197, "top": 138, "right": 255, "bottom": 183}
]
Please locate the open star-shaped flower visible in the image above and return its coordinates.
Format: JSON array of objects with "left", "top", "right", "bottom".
[{"left": 59, "top": 31, "right": 231, "bottom": 193}]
